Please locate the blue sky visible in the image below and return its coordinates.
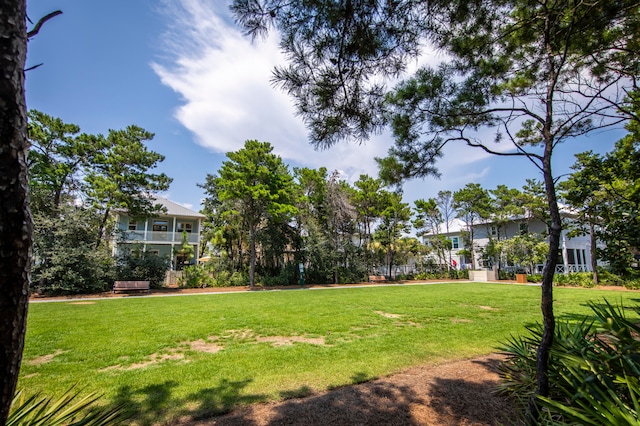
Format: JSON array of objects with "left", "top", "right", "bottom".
[{"left": 25, "top": 0, "right": 626, "bottom": 213}]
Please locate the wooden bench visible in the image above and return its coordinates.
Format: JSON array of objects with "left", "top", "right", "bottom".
[
  {"left": 113, "top": 280, "right": 150, "bottom": 293},
  {"left": 369, "top": 275, "right": 387, "bottom": 283}
]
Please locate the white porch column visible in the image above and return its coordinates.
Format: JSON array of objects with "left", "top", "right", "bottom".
[
  {"left": 582, "top": 246, "right": 589, "bottom": 272},
  {"left": 143, "top": 220, "right": 149, "bottom": 252},
  {"left": 562, "top": 233, "right": 569, "bottom": 274},
  {"left": 172, "top": 217, "right": 177, "bottom": 241}
]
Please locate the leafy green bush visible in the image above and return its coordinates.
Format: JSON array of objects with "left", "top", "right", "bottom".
[
  {"left": 596, "top": 269, "right": 625, "bottom": 286},
  {"left": 527, "top": 274, "right": 543, "bottom": 283},
  {"left": 553, "top": 272, "right": 594, "bottom": 287},
  {"left": 595, "top": 269, "right": 640, "bottom": 289},
  {"left": 624, "top": 278, "right": 640, "bottom": 290},
  {"left": 498, "top": 300, "right": 640, "bottom": 424},
  {"left": 456, "top": 269, "right": 469, "bottom": 279},
  {"left": 396, "top": 274, "right": 415, "bottom": 280},
  {"left": 178, "top": 265, "right": 215, "bottom": 288},
  {"left": 115, "top": 248, "right": 170, "bottom": 289},
  {"left": 230, "top": 271, "right": 249, "bottom": 286},
  {"left": 415, "top": 269, "right": 466, "bottom": 280},
  {"left": 499, "top": 270, "right": 516, "bottom": 280},
  {"left": 32, "top": 210, "right": 115, "bottom": 295}
]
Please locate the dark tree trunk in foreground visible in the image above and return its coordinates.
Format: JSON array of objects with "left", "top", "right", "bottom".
[
  {"left": 0, "top": 0, "right": 32, "bottom": 423},
  {"left": 527, "top": 137, "right": 559, "bottom": 425}
]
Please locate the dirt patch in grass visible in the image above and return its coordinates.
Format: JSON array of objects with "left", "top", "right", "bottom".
[
  {"left": 189, "top": 339, "right": 224, "bottom": 354},
  {"left": 27, "top": 349, "right": 68, "bottom": 365},
  {"left": 221, "top": 329, "right": 255, "bottom": 340},
  {"left": 375, "top": 310, "right": 403, "bottom": 319},
  {"left": 100, "top": 351, "right": 187, "bottom": 371},
  {"left": 128, "top": 353, "right": 185, "bottom": 369},
  {"left": 255, "top": 335, "right": 326, "bottom": 346},
  {"left": 451, "top": 318, "right": 474, "bottom": 323},
  {"left": 177, "top": 353, "right": 524, "bottom": 426},
  {"left": 478, "top": 306, "right": 498, "bottom": 311}
]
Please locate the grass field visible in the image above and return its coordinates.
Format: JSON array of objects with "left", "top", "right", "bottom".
[{"left": 19, "top": 283, "right": 640, "bottom": 424}]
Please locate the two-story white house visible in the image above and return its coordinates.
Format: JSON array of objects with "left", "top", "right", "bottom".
[
  {"left": 424, "top": 215, "right": 595, "bottom": 274},
  {"left": 112, "top": 196, "right": 206, "bottom": 270}
]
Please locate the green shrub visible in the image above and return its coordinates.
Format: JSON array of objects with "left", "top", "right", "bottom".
[
  {"left": 115, "top": 249, "right": 170, "bottom": 289},
  {"left": 499, "top": 270, "right": 516, "bottom": 280},
  {"left": 527, "top": 274, "right": 543, "bottom": 283},
  {"left": 498, "top": 300, "right": 640, "bottom": 424},
  {"left": 261, "top": 264, "right": 298, "bottom": 286},
  {"left": 597, "top": 269, "right": 625, "bottom": 286},
  {"left": 553, "top": 272, "right": 594, "bottom": 287},
  {"left": 414, "top": 269, "right": 466, "bottom": 280},
  {"left": 396, "top": 274, "right": 415, "bottom": 280},
  {"left": 624, "top": 279, "right": 640, "bottom": 290},
  {"left": 32, "top": 209, "right": 115, "bottom": 295},
  {"left": 178, "top": 265, "right": 214, "bottom": 288},
  {"left": 230, "top": 271, "right": 249, "bottom": 286}
]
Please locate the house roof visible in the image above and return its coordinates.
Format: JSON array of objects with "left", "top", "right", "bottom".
[
  {"left": 153, "top": 196, "right": 206, "bottom": 219},
  {"left": 425, "top": 205, "right": 577, "bottom": 237},
  {"left": 432, "top": 218, "right": 467, "bottom": 235}
]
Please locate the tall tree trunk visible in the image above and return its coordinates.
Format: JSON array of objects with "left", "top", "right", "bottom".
[
  {"left": 527, "top": 148, "right": 559, "bottom": 424},
  {"left": 249, "top": 225, "right": 256, "bottom": 287},
  {"left": 528, "top": 86, "right": 559, "bottom": 424},
  {"left": 0, "top": 1, "right": 32, "bottom": 423},
  {"left": 589, "top": 219, "right": 599, "bottom": 285},
  {"left": 96, "top": 206, "right": 111, "bottom": 249}
]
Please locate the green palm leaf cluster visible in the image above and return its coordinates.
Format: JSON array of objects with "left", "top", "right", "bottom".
[
  {"left": 8, "top": 387, "right": 128, "bottom": 426},
  {"left": 498, "top": 300, "right": 640, "bottom": 424}
]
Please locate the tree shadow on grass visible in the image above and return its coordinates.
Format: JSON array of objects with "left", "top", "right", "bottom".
[
  {"left": 112, "top": 381, "right": 179, "bottom": 426},
  {"left": 182, "top": 378, "right": 266, "bottom": 421},
  {"left": 213, "top": 379, "right": 424, "bottom": 426},
  {"left": 108, "top": 378, "right": 266, "bottom": 426}
]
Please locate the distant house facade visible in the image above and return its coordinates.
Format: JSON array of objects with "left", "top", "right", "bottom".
[
  {"left": 113, "top": 196, "right": 206, "bottom": 270},
  {"left": 423, "top": 216, "right": 595, "bottom": 274}
]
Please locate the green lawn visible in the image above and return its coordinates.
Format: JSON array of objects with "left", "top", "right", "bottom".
[{"left": 19, "top": 283, "right": 640, "bottom": 424}]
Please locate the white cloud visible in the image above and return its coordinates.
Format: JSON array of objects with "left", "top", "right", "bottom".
[{"left": 153, "top": 0, "right": 392, "bottom": 180}]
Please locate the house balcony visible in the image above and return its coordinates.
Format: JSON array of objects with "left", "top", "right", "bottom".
[{"left": 121, "top": 231, "right": 200, "bottom": 244}]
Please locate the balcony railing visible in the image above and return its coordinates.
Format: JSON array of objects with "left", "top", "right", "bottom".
[
  {"left": 122, "top": 231, "right": 199, "bottom": 243},
  {"left": 555, "top": 264, "right": 589, "bottom": 274}
]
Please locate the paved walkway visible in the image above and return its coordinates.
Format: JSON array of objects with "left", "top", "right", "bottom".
[{"left": 29, "top": 279, "right": 533, "bottom": 303}]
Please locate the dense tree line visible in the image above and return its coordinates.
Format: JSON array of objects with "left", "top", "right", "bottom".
[
  {"left": 28, "top": 110, "right": 171, "bottom": 295},
  {"left": 26, "top": 115, "right": 640, "bottom": 293},
  {"left": 199, "top": 139, "right": 421, "bottom": 286},
  {"left": 198, "top": 137, "right": 640, "bottom": 288}
]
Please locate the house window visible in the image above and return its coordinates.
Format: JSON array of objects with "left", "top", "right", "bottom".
[
  {"left": 490, "top": 226, "right": 497, "bottom": 236},
  {"left": 451, "top": 237, "right": 459, "bottom": 249},
  {"left": 519, "top": 223, "right": 528, "bottom": 235},
  {"left": 128, "top": 220, "right": 137, "bottom": 231},
  {"left": 152, "top": 220, "right": 168, "bottom": 232},
  {"left": 177, "top": 222, "right": 192, "bottom": 233}
]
